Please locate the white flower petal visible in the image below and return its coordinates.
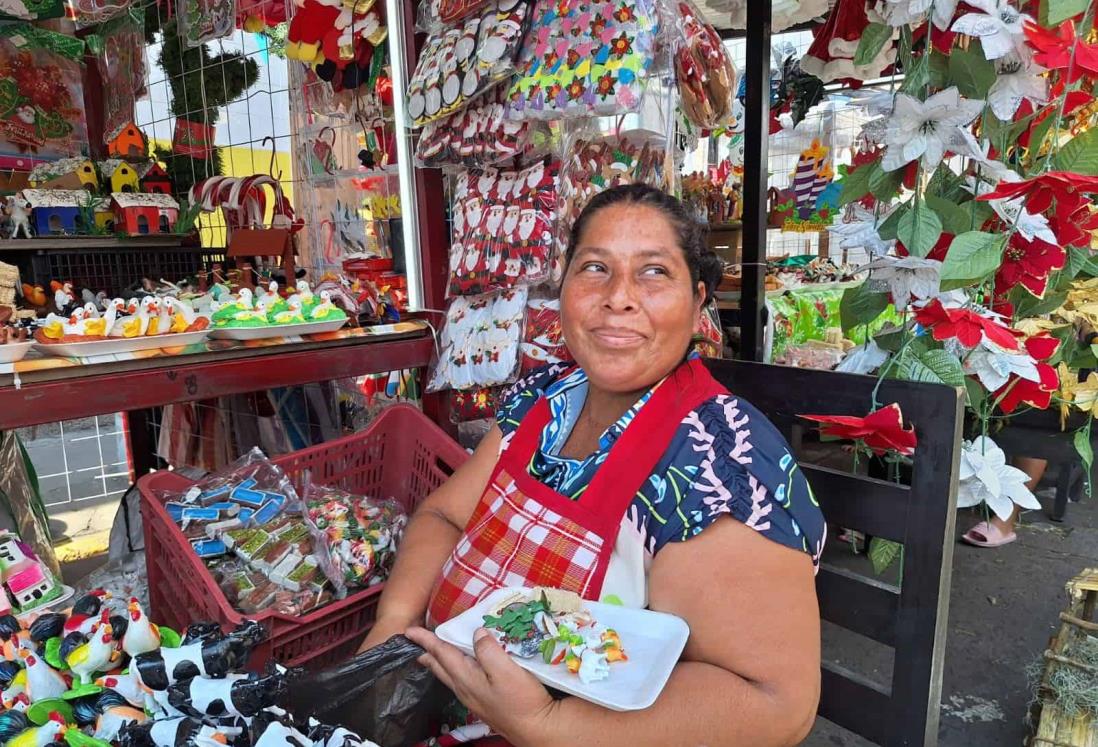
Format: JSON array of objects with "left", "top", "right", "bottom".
[{"left": 985, "top": 492, "right": 1017, "bottom": 521}]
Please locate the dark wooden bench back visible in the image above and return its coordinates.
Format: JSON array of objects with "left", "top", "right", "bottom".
[{"left": 704, "top": 360, "right": 963, "bottom": 747}]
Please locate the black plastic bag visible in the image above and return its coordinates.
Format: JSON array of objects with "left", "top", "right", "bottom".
[{"left": 279, "top": 635, "right": 449, "bottom": 747}]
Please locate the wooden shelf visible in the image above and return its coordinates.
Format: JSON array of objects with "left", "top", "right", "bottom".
[{"left": 0, "top": 235, "right": 196, "bottom": 251}]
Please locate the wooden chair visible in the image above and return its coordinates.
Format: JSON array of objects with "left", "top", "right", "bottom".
[{"left": 704, "top": 359, "right": 963, "bottom": 747}]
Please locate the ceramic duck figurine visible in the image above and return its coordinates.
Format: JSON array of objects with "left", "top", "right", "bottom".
[
  {"left": 258, "top": 281, "right": 282, "bottom": 310},
  {"left": 231, "top": 300, "right": 269, "bottom": 326},
  {"left": 113, "top": 300, "right": 151, "bottom": 339},
  {"left": 144, "top": 299, "right": 171, "bottom": 337},
  {"left": 271, "top": 298, "right": 305, "bottom": 325},
  {"left": 297, "top": 281, "right": 316, "bottom": 313},
  {"left": 217, "top": 288, "right": 254, "bottom": 318},
  {"left": 121, "top": 598, "right": 160, "bottom": 658},
  {"left": 308, "top": 291, "right": 340, "bottom": 321},
  {"left": 162, "top": 298, "right": 194, "bottom": 334},
  {"left": 18, "top": 649, "right": 67, "bottom": 702},
  {"left": 66, "top": 614, "right": 120, "bottom": 685}
]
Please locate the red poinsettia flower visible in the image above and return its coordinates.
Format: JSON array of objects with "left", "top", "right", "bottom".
[
  {"left": 1018, "top": 91, "right": 1095, "bottom": 149},
  {"left": 1050, "top": 202, "right": 1098, "bottom": 248},
  {"left": 800, "top": 403, "right": 917, "bottom": 456},
  {"left": 992, "top": 334, "right": 1060, "bottom": 412},
  {"left": 1024, "top": 20, "right": 1098, "bottom": 81},
  {"left": 978, "top": 171, "right": 1098, "bottom": 216},
  {"left": 914, "top": 299, "right": 1020, "bottom": 350},
  {"left": 995, "top": 234, "right": 1067, "bottom": 296}
]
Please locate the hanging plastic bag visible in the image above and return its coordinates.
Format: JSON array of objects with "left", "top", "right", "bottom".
[
  {"left": 448, "top": 159, "right": 558, "bottom": 295},
  {"left": 673, "top": 0, "right": 737, "bottom": 129},
  {"left": 415, "top": 82, "right": 551, "bottom": 169},
  {"left": 406, "top": 0, "right": 530, "bottom": 127},
  {"left": 450, "top": 386, "right": 505, "bottom": 423},
  {"left": 87, "top": 7, "right": 146, "bottom": 144},
  {"left": 427, "top": 287, "right": 528, "bottom": 392},
  {"left": 521, "top": 296, "right": 571, "bottom": 373},
  {"left": 505, "top": 0, "right": 660, "bottom": 121},
  {"left": 0, "top": 432, "right": 60, "bottom": 579},
  {"left": 179, "top": 0, "right": 237, "bottom": 48},
  {"left": 279, "top": 635, "right": 448, "bottom": 747}
]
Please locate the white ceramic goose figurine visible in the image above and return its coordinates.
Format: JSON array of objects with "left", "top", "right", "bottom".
[{"left": 259, "top": 280, "right": 280, "bottom": 308}]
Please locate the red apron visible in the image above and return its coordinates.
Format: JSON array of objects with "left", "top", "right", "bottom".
[{"left": 427, "top": 356, "right": 728, "bottom": 627}]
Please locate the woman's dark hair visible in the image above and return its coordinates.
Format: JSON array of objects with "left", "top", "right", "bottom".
[{"left": 565, "top": 183, "right": 723, "bottom": 304}]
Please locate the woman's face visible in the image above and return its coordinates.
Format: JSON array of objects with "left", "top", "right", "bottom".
[{"left": 560, "top": 203, "right": 704, "bottom": 395}]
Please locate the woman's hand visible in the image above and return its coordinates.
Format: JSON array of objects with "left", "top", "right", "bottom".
[
  {"left": 405, "top": 626, "right": 557, "bottom": 746},
  {"left": 357, "top": 614, "right": 416, "bottom": 653}
]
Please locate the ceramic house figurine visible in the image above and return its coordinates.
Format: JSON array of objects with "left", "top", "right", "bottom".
[
  {"left": 28, "top": 157, "right": 100, "bottom": 192},
  {"left": 111, "top": 192, "right": 180, "bottom": 235},
  {"left": 92, "top": 197, "right": 115, "bottom": 232},
  {"left": 21, "top": 189, "right": 86, "bottom": 235},
  {"left": 137, "top": 162, "right": 173, "bottom": 195},
  {"left": 0, "top": 531, "right": 63, "bottom": 614},
  {"left": 99, "top": 160, "right": 141, "bottom": 194},
  {"left": 107, "top": 122, "right": 149, "bottom": 160}
]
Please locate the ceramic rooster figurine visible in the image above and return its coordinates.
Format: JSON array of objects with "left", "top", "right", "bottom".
[
  {"left": 122, "top": 598, "right": 161, "bottom": 658},
  {"left": 96, "top": 669, "right": 153, "bottom": 711},
  {"left": 0, "top": 616, "right": 30, "bottom": 661},
  {"left": 64, "top": 591, "right": 111, "bottom": 639},
  {"left": 6, "top": 712, "right": 66, "bottom": 747},
  {"left": 1, "top": 669, "right": 26, "bottom": 710},
  {"left": 18, "top": 650, "right": 67, "bottom": 702},
  {"left": 66, "top": 613, "right": 121, "bottom": 685}
]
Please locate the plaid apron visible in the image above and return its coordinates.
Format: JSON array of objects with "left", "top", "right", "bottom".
[
  {"left": 428, "top": 358, "right": 726, "bottom": 626},
  {"left": 419, "top": 359, "right": 727, "bottom": 745}
]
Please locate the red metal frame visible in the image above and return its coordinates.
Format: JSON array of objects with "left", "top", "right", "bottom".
[{"left": 0, "top": 334, "right": 433, "bottom": 430}]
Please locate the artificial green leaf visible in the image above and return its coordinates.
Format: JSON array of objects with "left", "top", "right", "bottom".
[
  {"left": 877, "top": 206, "right": 907, "bottom": 241},
  {"left": 855, "top": 22, "right": 893, "bottom": 66},
  {"left": 948, "top": 42, "right": 997, "bottom": 99},
  {"left": 840, "top": 283, "right": 891, "bottom": 334},
  {"left": 897, "top": 204, "right": 943, "bottom": 257},
  {"left": 874, "top": 325, "right": 906, "bottom": 353},
  {"left": 926, "top": 166, "right": 966, "bottom": 203},
  {"left": 959, "top": 200, "right": 995, "bottom": 231},
  {"left": 1053, "top": 127, "right": 1098, "bottom": 175},
  {"left": 1015, "top": 287, "right": 1068, "bottom": 318},
  {"left": 900, "top": 55, "right": 931, "bottom": 95},
  {"left": 964, "top": 378, "right": 987, "bottom": 411},
  {"left": 1045, "top": 0, "right": 1088, "bottom": 25},
  {"left": 1074, "top": 427, "right": 1093, "bottom": 475},
  {"left": 927, "top": 51, "right": 951, "bottom": 89},
  {"left": 839, "top": 162, "right": 877, "bottom": 206},
  {"left": 916, "top": 349, "right": 966, "bottom": 387},
  {"left": 1066, "top": 247, "right": 1091, "bottom": 280},
  {"left": 927, "top": 195, "right": 972, "bottom": 236},
  {"left": 940, "top": 232, "right": 1005, "bottom": 289},
  {"left": 868, "top": 537, "right": 903, "bottom": 575},
  {"left": 870, "top": 165, "right": 904, "bottom": 201}
]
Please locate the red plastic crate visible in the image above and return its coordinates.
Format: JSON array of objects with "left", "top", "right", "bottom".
[{"left": 138, "top": 404, "right": 470, "bottom": 671}]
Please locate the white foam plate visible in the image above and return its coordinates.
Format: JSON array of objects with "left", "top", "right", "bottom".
[
  {"left": 435, "top": 587, "right": 689, "bottom": 712},
  {"left": 34, "top": 329, "right": 210, "bottom": 358},
  {"left": 207, "top": 318, "right": 347, "bottom": 340},
  {"left": 0, "top": 341, "right": 33, "bottom": 363}
]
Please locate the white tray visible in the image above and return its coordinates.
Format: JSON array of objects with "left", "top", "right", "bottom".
[
  {"left": 34, "top": 330, "right": 210, "bottom": 358},
  {"left": 0, "top": 341, "right": 33, "bottom": 363},
  {"left": 435, "top": 587, "right": 689, "bottom": 712},
  {"left": 207, "top": 318, "right": 347, "bottom": 340}
]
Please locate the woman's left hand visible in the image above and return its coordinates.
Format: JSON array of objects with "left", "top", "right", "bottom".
[{"left": 405, "top": 626, "right": 557, "bottom": 745}]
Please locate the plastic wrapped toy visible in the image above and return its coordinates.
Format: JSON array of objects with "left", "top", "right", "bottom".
[{"left": 427, "top": 288, "right": 528, "bottom": 392}]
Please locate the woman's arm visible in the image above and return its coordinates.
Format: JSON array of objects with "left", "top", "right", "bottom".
[
  {"left": 409, "top": 517, "right": 820, "bottom": 747},
  {"left": 358, "top": 424, "right": 503, "bottom": 652}
]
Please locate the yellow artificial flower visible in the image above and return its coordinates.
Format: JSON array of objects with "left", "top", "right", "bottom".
[{"left": 1058, "top": 363, "right": 1098, "bottom": 429}]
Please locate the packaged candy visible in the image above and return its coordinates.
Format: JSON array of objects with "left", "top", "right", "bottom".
[
  {"left": 505, "top": 0, "right": 659, "bottom": 121},
  {"left": 304, "top": 484, "right": 408, "bottom": 598},
  {"left": 448, "top": 160, "right": 559, "bottom": 295},
  {"left": 415, "top": 83, "right": 550, "bottom": 168},
  {"left": 427, "top": 287, "right": 528, "bottom": 392},
  {"left": 406, "top": 0, "right": 530, "bottom": 127},
  {"left": 521, "top": 297, "right": 571, "bottom": 373}
]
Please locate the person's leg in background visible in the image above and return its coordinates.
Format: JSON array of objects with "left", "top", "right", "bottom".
[{"left": 962, "top": 457, "right": 1047, "bottom": 547}]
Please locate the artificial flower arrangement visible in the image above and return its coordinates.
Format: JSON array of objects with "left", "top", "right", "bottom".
[{"left": 815, "top": 0, "right": 1098, "bottom": 559}]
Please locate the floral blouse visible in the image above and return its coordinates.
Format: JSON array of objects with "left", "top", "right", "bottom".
[{"left": 496, "top": 362, "right": 826, "bottom": 567}]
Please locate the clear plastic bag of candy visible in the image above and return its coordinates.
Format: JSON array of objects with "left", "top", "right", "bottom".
[
  {"left": 303, "top": 483, "right": 408, "bottom": 598},
  {"left": 448, "top": 159, "right": 559, "bottom": 295},
  {"left": 427, "top": 287, "right": 529, "bottom": 393}
]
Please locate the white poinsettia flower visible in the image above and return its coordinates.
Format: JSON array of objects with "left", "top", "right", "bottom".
[
  {"left": 863, "top": 256, "right": 943, "bottom": 309},
  {"left": 951, "top": 0, "right": 1031, "bottom": 60},
  {"left": 957, "top": 436, "right": 1042, "bottom": 520},
  {"left": 881, "top": 89, "right": 983, "bottom": 172},
  {"left": 962, "top": 339, "right": 1040, "bottom": 391},
  {"left": 956, "top": 131, "right": 1021, "bottom": 184},
  {"left": 828, "top": 207, "right": 896, "bottom": 257},
  {"left": 836, "top": 339, "right": 890, "bottom": 374},
  {"left": 990, "top": 197, "right": 1058, "bottom": 244},
  {"left": 988, "top": 56, "right": 1048, "bottom": 120},
  {"left": 875, "top": 0, "right": 931, "bottom": 26}
]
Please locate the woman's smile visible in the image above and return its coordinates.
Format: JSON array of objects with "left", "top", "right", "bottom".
[{"left": 589, "top": 326, "right": 647, "bottom": 347}]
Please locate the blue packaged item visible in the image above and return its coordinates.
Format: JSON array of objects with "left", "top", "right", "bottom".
[
  {"left": 165, "top": 502, "right": 187, "bottom": 523},
  {"left": 181, "top": 506, "right": 221, "bottom": 522},
  {"left": 239, "top": 508, "right": 256, "bottom": 523},
  {"left": 207, "top": 501, "right": 241, "bottom": 517},
  {"left": 192, "top": 538, "right": 228, "bottom": 558},
  {"left": 199, "top": 483, "right": 233, "bottom": 502},
  {"left": 231, "top": 481, "right": 267, "bottom": 508},
  {"left": 250, "top": 499, "right": 283, "bottom": 526},
  {"left": 260, "top": 491, "right": 287, "bottom": 509}
]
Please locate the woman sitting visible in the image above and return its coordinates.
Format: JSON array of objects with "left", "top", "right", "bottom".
[{"left": 360, "top": 184, "right": 826, "bottom": 747}]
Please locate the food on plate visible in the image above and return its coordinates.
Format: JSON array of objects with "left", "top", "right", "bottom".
[{"left": 482, "top": 588, "right": 627, "bottom": 684}]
